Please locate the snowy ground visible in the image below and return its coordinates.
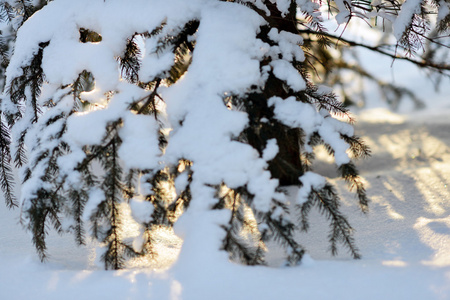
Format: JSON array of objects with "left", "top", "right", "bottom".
[{"left": 1, "top": 105, "right": 450, "bottom": 299}]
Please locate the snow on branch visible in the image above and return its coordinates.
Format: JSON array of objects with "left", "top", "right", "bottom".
[{"left": 6, "top": 0, "right": 445, "bottom": 269}]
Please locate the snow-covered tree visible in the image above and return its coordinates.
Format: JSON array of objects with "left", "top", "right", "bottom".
[{"left": 0, "top": 0, "right": 448, "bottom": 269}]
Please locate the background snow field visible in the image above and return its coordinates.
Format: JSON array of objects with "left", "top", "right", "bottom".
[{"left": 2, "top": 107, "right": 450, "bottom": 300}]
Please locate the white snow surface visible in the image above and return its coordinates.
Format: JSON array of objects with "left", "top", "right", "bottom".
[{"left": 2, "top": 107, "right": 450, "bottom": 299}]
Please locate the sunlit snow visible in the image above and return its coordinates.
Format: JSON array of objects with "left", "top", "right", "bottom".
[
  {"left": 2, "top": 105, "right": 450, "bottom": 299},
  {"left": 1, "top": 0, "right": 450, "bottom": 299}
]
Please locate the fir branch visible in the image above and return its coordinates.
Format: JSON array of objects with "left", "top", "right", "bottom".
[
  {"left": 0, "top": 34, "right": 11, "bottom": 68},
  {"left": 145, "top": 169, "right": 177, "bottom": 227},
  {"left": 167, "top": 161, "right": 193, "bottom": 223},
  {"left": 0, "top": 151, "right": 15, "bottom": 208},
  {"left": 68, "top": 188, "right": 88, "bottom": 246},
  {"left": 27, "top": 188, "right": 63, "bottom": 262},
  {"left": 140, "top": 224, "right": 158, "bottom": 259},
  {"left": 28, "top": 201, "right": 49, "bottom": 261},
  {"left": 75, "top": 136, "right": 118, "bottom": 173},
  {"left": 312, "top": 185, "right": 361, "bottom": 259},
  {"left": 125, "top": 170, "right": 174, "bottom": 259},
  {"left": 87, "top": 123, "right": 138, "bottom": 270},
  {"left": 118, "top": 35, "right": 141, "bottom": 83},
  {"left": 100, "top": 199, "right": 140, "bottom": 270},
  {"left": 303, "top": 84, "right": 353, "bottom": 121},
  {"left": 341, "top": 134, "right": 371, "bottom": 159},
  {"left": 8, "top": 41, "right": 48, "bottom": 117},
  {"left": 299, "top": 29, "right": 450, "bottom": 76},
  {"left": 220, "top": 190, "right": 266, "bottom": 265},
  {"left": 14, "top": 128, "right": 27, "bottom": 168},
  {"left": 123, "top": 169, "right": 136, "bottom": 201},
  {"left": 17, "top": 0, "right": 36, "bottom": 21},
  {"left": 72, "top": 70, "right": 94, "bottom": 105},
  {"left": 339, "top": 163, "right": 369, "bottom": 213},
  {"left": 262, "top": 208, "right": 306, "bottom": 265},
  {"left": 137, "top": 78, "right": 162, "bottom": 117},
  {"left": 165, "top": 42, "right": 192, "bottom": 85},
  {"left": 0, "top": 2, "right": 15, "bottom": 24},
  {"left": 298, "top": 197, "right": 314, "bottom": 232},
  {"left": 328, "top": 57, "right": 426, "bottom": 109},
  {"left": 0, "top": 113, "right": 16, "bottom": 208}
]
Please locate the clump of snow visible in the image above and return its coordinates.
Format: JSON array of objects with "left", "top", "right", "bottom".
[
  {"left": 296, "top": 0, "right": 321, "bottom": 20},
  {"left": 333, "top": 0, "right": 352, "bottom": 24},
  {"left": 79, "top": 89, "right": 108, "bottom": 106},
  {"left": 270, "top": 0, "right": 292, "bottom": 16},
  {"left": 118, "top": 112, "right": 161, "bottom": 170},
  {"left": 269, "top": 96, "right": 351, "bottom": 164},
  {"left": 318, "top": 113, "right": 351, "bottom": 165},
  {"left": 139, "top": 37, "right": 177, "bottom": 82},
  {"left": 269, "top": 96, "right": 321, "bottom": 134},
  {"left": 239, "top": 0, "right": 271, "bottom": 15},
  {"left": 65, "top": 110, "right": 110, "bottom": 146},
  {"left": 262, "top": 138, "right": 279, "bottom": 161},
  {"left": 393, "top": 0, "right": 423, "bottom": 40},
  {"left": 270, "top": 60, "right": 306, "bottom": 91},
  {"left": 297, "top": 172, "right": 326, "bottom": 204},
  {"left": 175, "top": 172, "right": 190, "bottom": 195},
  {"left": 129, "top": 197, "right": 154, "bottom": 224},
  {"left": 268, "top": 28, "right": 304, "bottom": 62}
]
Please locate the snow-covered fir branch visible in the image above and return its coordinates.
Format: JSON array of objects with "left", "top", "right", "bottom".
[{"left": 0, "top": 0, "right": 447, "bottom": 269}]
